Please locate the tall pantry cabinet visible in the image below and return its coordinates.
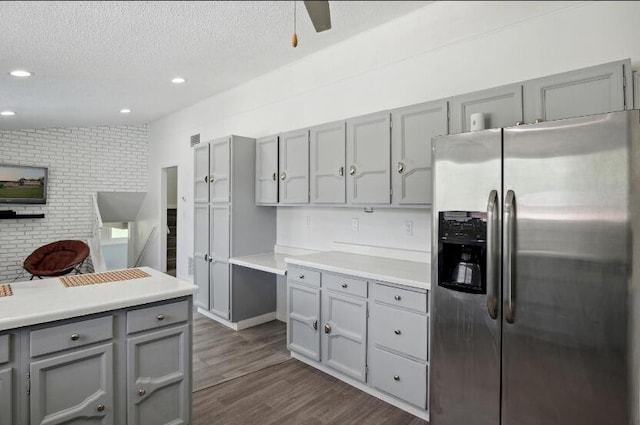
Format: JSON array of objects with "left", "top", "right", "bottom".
[{"left": 193, "top": 136, "right": 277, "bottom": 323}]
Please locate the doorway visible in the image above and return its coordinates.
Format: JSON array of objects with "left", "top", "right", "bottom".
[{"left": 161, "top": 166, "right": 178, "bottom": 276}]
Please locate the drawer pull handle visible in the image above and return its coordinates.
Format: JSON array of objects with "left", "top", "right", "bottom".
[
  {"left": 324, "top": 323, "right": 332, "bottom": 334},
  {"left": 394, "top": 329, "right": 402, "bottom": 335},
  {"left": 138, "top": 389, "right": 146, "bottom": 397},
  {"left": 393, "top": 375, "right": 400, "bottom": 381},
  {"left": 313, "top": 320, "right": 318, "bottom": 330},
  {"left": 394, "top": 295, "right": 402, "bottom": 301},
  {"left": 299, "top": 274, "right": 304, "bottom": 279},
  {"left": 157, "top": 314, "right": 165, "bottom": 321},
  {"left": 341, "top": 283, "right": 348, "bottom": 288},
  {"left": 97, "top": 404, "right": 105, "bottom": 412},
  {"left": 70, "top": 333, "right": 80, "bottom": 341}
]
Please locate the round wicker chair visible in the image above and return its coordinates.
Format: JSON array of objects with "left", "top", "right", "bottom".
[{"left": 23, "top": 240, "right": 90, "bottom": 280}]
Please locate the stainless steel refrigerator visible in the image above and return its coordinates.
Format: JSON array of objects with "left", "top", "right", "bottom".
[{"left": 430, "top": 110, "right": 640, "bottom": 425}]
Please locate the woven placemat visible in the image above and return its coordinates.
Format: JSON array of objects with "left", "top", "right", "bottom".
[
  {"left": 0, "top": 284, "right": 12, "bottom": 297},
  {"left": 60, "top": 269, "right": 150, "bottom": 287}
]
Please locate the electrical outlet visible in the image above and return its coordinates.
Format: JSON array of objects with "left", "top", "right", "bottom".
[
  {"left": 306, "top": 216, "right": 311, "bottom": 228},
  {"left": 188, "top": 256, "right": 194, "bottom": 275},
  {"left": 352, "top": 218, "right": 359, "bottom": 231},
  {"left": 405, "top": 220, "right": 413, "bottom": 236}
]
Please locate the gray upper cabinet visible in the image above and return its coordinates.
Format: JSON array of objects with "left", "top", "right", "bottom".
[
  {"left": 287, "top": 281, "right": 320, "bottom": 361},
  {"left": 524, "top": 59, "right": 632, "bottom": 123},
  {"left": 209, "top": 137, "right": 231, "bottom": 204},
  {"left": 321, "top": 290, "right": 368, "bottom": 382},
  {"left": 310, "top": 122, "right": 346, "bottom": 204},
  {"left": 193, "top": 143, "right": 209, "bottom": 204},
  {"left": 193, "top": 204, "right": 209, "bottom": 310},
  {"left": 450, "top": 84, "right": 523, "bottom": 133},
  {"left": 346, "top": 112, "right": 392, "bottom": 205},
  {"left": 255, "top": 136, "right": 279, "bottom": 205},
  {"left": 633, "top": 71, "right": 639, "bottom": 109},
  {"left": 30, "top": 343, "right": 114, "bottom": 425},
  {"left": 391, "top": 101, "right": 448, "bottom": 206},
  {"left": 127, "top": 324, "right": 190, "bottom": 425},
  {"left": 279, "top": 129, "right": 310, "bottom": 204}
]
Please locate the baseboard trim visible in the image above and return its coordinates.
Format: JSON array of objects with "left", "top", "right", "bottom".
[
  {"left": 275, "top": 311, "right": 287, "bottom": 323},
  {"left": 196, "top": 308, "right": 277, "bottom": 331},
  {"left": 291, "top": 351, "right": 429, "bottom": 422}
]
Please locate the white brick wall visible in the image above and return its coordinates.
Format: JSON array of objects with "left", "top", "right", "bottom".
[{"left": 0, "top": 125, "right": 148, "bottom": 282}]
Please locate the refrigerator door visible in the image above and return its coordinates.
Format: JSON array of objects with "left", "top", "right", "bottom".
[
  {"left": 502, "top": 111, "right": 635, "bottom": 425},
  {"left": 431, "top": 129, "right": 502, "bottom": 425}
]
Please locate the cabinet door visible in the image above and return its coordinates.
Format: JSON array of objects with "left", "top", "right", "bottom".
[
  {"left": 392, "top": 101, "right": 447, "bottom": 206},
  {"left": 346, "top": 112, "right": 391, "bottom": 205},
  {"left": 634, "top": 72, "right": 639, "bottom": 109},
  {"left": 193, "top": 204, "right": 209, "bottom": 310},
  {"left": 209, "top": 137, "right": 230, "bottom": 204},
  {"left": 30, "top": 343, "right": 114, "bottom": 425},
  {"left": 321, "top": 291, "right": 367, "bottom": 382},
  {"left": 256, "top": 136, "right": 279, "bottom": 205},
  {"left": 310, "top": 122, "right": 346, "bottom": 204},
  {"left": 127, "top": 325, "right": 190, "bottom": 425},
  {"left": 209, "top": 261, "right": 230, "bottom": 320},
  {"left": 279, "top": 130, "right": 309, "bottom": 204},
  {"left": 450, "top": 84, "right": 523, "bottom": 133},
  {"left": 524, "top": 60, "right": 630, "bottom": 123},
  {"left": 210, "top": 205, "right": 230, "bottom": 261},
  {"left": 0, "top": 367, "right": 11, "bottom": 425},
  {"left": 193, "top": 143, "right": 209, "bottom": 204},
  {"left": 287, "top": 282, "right": 320, "bottom": 361}
]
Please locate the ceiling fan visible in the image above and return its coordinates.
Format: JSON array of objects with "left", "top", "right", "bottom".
[{"left": 292, "top": 1, "right": 331, "bottom": 47}]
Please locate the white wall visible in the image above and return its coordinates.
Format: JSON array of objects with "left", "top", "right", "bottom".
[
  {"left": 143, "top": 1, "right": 640, "bottom": 280},
  {"left": 0, "top": 125, "right": 148, "bottom": 282}
]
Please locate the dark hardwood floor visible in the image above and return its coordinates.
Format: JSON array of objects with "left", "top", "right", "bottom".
[{"left": 192, "top": 313, "right": 428, "bottom": 425}]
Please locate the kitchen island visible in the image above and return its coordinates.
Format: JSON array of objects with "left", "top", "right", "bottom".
[{"left": 0, "top": 267, "right": 197, "bottom": 425}]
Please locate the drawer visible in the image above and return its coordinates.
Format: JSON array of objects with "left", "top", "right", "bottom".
[
  {"left": 371, "top": 347, "right": 427, "bottom": 409},
  {"left": 0, "top": 334, "right": 9, "bottom": 364},
  {"left": 30, "top": 315, "right": 113, "bottom": 358},
  {"left": 127, "top": 299, "right": 189, "bottom": 334},
  {"left": 372, "top": 283, "right": 427, "bottom": 313},
  {"left": 288, "top": 266, "right": 321, "bottom": 287},
  {"left": 372, "top": 304, "right": 428, "bottom": 361},
  {"left": 323, "top": 272, "right": 367, "bottom": 298}
]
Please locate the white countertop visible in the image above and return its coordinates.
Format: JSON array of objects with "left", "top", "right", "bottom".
[
  {"left": 229, "top": 253, "right": 288, "bottom": 275},
  {"left": 0, "top": 267, "right": 197, "bottom": 331},
  {"left": 285, "top": 251, "right": 430, "bottom": 290}
]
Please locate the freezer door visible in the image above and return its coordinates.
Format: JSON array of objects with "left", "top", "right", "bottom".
[
  {"left": 502, "top": 111, "right": 634, "bottom": 425},
  {"left": 431, "top": 129, "right": 502, "bottom": 425}
]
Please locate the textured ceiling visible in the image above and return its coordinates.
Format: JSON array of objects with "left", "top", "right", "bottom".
[{"left": 0, "top": 1, "right": 430, "bottom": 131}]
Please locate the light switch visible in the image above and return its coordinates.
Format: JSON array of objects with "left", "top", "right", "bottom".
[
  {"left": 405, "top": 220, "right": 413, "bottom": 236},
  {"left": 352, "top": 218, "right": 359, "bottom": 231}
]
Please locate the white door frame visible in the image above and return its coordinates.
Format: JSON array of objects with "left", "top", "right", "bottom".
[{"left": 159, "top": 165, "right": 178, "bottom": 274}]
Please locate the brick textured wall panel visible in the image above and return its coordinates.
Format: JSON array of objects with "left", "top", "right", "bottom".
[{"left": 0, "top": 125, "right": 148, "bottom": 282}]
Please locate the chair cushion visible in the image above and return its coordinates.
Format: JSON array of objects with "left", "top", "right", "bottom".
[{"left": 24, "top": 240, "right": 90, "bottom": 277}]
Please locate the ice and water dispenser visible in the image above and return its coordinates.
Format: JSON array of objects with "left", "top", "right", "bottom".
[{"left": 437, "top": 211, "right": 487, "bottom": 294}]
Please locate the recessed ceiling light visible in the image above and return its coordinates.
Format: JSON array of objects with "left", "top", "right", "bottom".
[
  {"left": 9, "top": 70, "right": 32, "bottom": 77},
  {"left": 1, "top": 111, "right": 16, "bottom": 116},
  {"left": 120, "top": 109, "right": 131, "bottom": 114},
  {"left": 171, "top": 77, "right": 186, "bottom": 84}
]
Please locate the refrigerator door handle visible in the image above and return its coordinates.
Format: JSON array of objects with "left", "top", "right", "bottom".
[
  {"left": 486, "top": 190, "right": 499, "bottom": 320},
  {"left": 504, "top": 189, "right": 516, "bottom": 324}
]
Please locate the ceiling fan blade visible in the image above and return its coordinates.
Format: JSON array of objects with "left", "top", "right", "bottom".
[{"left": 303, "top": 1, "right": 331, "bottom": 32}]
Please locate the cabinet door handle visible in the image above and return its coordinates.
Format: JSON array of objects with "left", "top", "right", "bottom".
[
  {"left": 397, "top": 162, "right": 405, "bottom": 173},
  {"left": 515, "top": 121, "right": 524, "bottom": 126},
  {"left": 394, "top": 329, "right": 402, "bottom": 335},
  {"left": 338, "top": 166, "right": 344, "bottom": 177},
  {"left": 394, "top": 295, "right": 401, "bottom": 301},
  {"left": 204, "top": 254, "right": 208, "bottom": 262},
  {"left": 97, "top": 404, "right": 105, "bottom": 412},
  {"left": 157, "top": 314, "right": 165, "bottom": 321},
  {"left": 210, "top": 175, "right": 215, "bottom": 182},
  {"left": 204, "top": 175, "right": 208, "bottom": 183},
  {"left": 138, "top": 389, "right": 146, "bottom": 397},
  {"left": 313, "top": 320, "right": 318, "bottom": 330},
  {"left": 349, "top": 165, "right": 356, "bottom": 176},
  {"left": 298, "top": 274, "right": 304, "bottom": 279},
  {"left": 393, "top": 375, "right": 400, "bottom": 381},
  {"left": 534, "top": 118, "right": 544, "bottom": 124},
  {"left": 280, "top": 171, "right": 287, "bottom": 181},
  {"left": 272, "top": 172, "right": 277, "bottom": 181},
  {"left": 324, "top": 323, "right": 332, "bottom": 334},
  {"left": 70, "top": 333, "right": 80, "bottom": 341},
  {"left": 341, "top": 283, "right": 348, "bottom": 288},
  {"left": 209, "top": 256, "right": 214, "bottom": 263}
]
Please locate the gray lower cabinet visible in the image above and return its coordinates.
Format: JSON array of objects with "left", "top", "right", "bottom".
[
  {"left": 524, "top": 59, "right": 631, "bottom": 123},
  {"left": 634, "top": 72, "right": 639, "bottom": 109},
  {"left": 30, "top": 343, "right": 114, "bottom": 425},
  {"left": 450, "top": 84, "right": 524, "bottom": 133},
  {"left": 391, "top": 101, "right": 448, "bottom": 206},
  {"left": 0, "top": 367, "right": 12, "bottom": 425},
  {"left": 127, "top": 324, "right": 190, "bottom": 425},
  {"left": 310, "top": 121, "right": 346, "bottom": 204},
  {"left": 321, "top": 290, "right": 367, "bottom": 382},
  {"left": 287, "top": 282, "right": 320, "bottom": 361}
]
